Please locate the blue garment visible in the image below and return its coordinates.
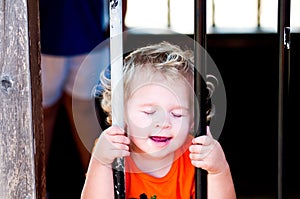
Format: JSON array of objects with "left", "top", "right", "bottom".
[
  {"left": 39, "top": 0, "right": 109, "bottom": 55},
  {"left": 93, "top": 64, "right": 110, "bottom": 98}
]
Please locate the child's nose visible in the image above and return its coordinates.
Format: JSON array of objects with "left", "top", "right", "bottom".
[
  {"left": 153, "top": 109, "right": 171, "bottom": 129},
  {"left": 155, "top": 120, "right": 171, "bottom": 129}
]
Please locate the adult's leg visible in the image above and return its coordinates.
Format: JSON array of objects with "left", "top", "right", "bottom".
[
  {"left": 62, "top": 93, "right": 100, "bottom": 172},
  {"left": 43, "top": 100, "right": 61, "bottom": 168},
  {"left": 41, "top": 54, "right": 69, "bottom": 170},
  {"left": 63, "top": 46, "right": 109, "bottom": 172}
]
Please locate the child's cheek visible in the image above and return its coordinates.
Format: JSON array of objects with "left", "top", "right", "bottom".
[{"left": 126, "top": 109, "right": 152, "bottom": 129}]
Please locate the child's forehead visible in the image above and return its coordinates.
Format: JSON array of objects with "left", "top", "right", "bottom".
[
  {"left": 129, "top": 64, "right": 191, "bottom": 84},
  {"left": 128, "top": 73, "right": 193, "bottom": 99},
  {"left": 130, "top": 70, "right": 174, "bottom": 89},
  {"left": 124, "top": 63, "right": 194, "bottom": 99}
]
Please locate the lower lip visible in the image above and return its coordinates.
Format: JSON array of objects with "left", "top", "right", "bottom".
[{"left": 150, "top": 137, "right": 172, "bottom": 147}]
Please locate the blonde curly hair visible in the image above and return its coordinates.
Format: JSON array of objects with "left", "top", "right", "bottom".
[{"left": 97, "top": 41, "right": 214, "bottom": 125}]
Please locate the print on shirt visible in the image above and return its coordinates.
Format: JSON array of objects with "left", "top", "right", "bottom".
[{"left": 129, "top": 193, "right": 157, "bottom": 199}]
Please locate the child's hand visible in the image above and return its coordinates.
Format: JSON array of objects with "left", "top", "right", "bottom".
[
  {"left": 189, "top": 127, "right": 229, "bottom": 175},
  {"left": 92, "top": 126, "right": 130, "bottom": 166}
]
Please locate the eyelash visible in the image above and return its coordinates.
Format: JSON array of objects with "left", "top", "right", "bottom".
[
  {"left": 143, "top": 111, "right": 155, "bottom": 115},
  {"left": 143, "top": 111, "right": 183, "bottom": 118},
  {"left": 171, "top": 112, "right": 183, "bottom": 118}
]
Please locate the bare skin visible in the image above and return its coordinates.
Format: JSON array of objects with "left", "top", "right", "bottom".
[{"left": 81, "top": 77, "right": 236, "bottom": 199}]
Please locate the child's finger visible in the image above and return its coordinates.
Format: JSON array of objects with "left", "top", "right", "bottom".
[
  {"left": 111, "top": 135, "right": 130, "bottom": 145},
  {"left": 110, "top": 149, "right": 130, "bottom": 159},
  {"left": 189, "top": 144, "right": 205, "bottom": 153},
  {"left": 113, "top": 143, "right": 130, "bottom": 151},
  {"left": 189, "top": 151, "right": 207, "bottom": 160},
  {"left": 106, "top": 125, "right": 126, "bottom": 136},
  {"left": 191, "top": 160, "right": 206, "bottom": 169},
  {"left": 189, "top": 143, "right": 213, "bottom": 158},
  {"left": 192, "top": 135, "right": 212, "bottom": 146}
]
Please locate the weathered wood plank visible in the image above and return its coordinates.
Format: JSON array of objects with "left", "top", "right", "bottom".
[
  {"left": 0, "top": 0, "right": 43, "bottom": 198},
  {"left": 27, "top": 0, "right": 46, "bottom": 198}
]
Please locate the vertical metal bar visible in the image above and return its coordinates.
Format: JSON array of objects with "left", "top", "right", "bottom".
[
  {"left": 257, "top": 0, "right": 261, "bottom": 28},
  {"left": 109, "top": 0, "right": 125, "bottom": 198},
  {"left": 212, "top": 0, "right": 215, "bottom": 27},
  {"left": 277, "top": 0, "right": 290, "bottom": 199},
  {"left": 194, "top": 0, "right": 207, "bottom": 198},
  {"left": 167, "top": 0, "right": 171, "bottom": 28}
]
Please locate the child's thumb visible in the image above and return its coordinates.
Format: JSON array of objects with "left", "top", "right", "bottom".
[{"left": 206, "top": 126, "right": 214, "bottom": 138}]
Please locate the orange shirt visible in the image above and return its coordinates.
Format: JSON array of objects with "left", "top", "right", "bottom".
[{"left": 125, "top": 149, "right": 195, "bottom": 199}]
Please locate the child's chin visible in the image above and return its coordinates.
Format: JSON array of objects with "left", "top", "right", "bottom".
[
  {"left": 132, "top": 140, "right": 174, "bottom": 157},
  {"left": 145, "top": 147, "right": 174, "bottom": 159}
]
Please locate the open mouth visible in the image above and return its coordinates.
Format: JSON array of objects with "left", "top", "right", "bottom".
[{"left": 150, "top": 136, "right": 172, "bottom": 143}]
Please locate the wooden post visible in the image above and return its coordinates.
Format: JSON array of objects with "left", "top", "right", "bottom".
[{"left": 0, "top": 0, "right": 45, "bottom": 198}]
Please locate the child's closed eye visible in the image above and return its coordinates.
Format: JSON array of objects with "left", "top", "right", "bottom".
[
  {"left": 171, "top": 111, "right": 183, "bottom": 118},
  {"left": 142, "top": 109, "right": 156, "bottom": 115}
]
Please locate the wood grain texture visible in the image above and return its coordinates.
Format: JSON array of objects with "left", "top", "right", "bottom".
[{"left": 0, "top": 0, "right": 40, "bottom": 198}]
